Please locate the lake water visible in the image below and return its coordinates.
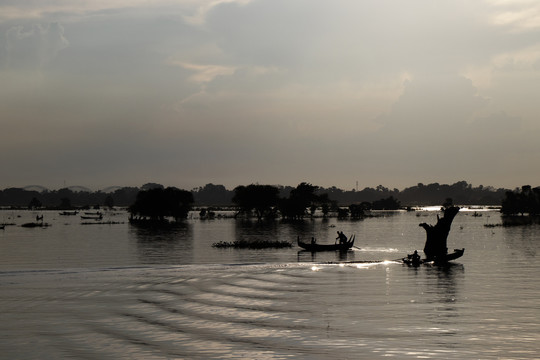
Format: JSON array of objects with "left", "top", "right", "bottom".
[{"left": 1, "top": 209, "right": 539, "bottom": 359}]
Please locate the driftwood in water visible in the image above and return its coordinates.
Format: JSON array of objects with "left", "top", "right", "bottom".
[{"left": 419, "top": 206, "right": 460, "bottom": 261}]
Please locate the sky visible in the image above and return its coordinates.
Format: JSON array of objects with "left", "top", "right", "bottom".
[{"left": 1, "top": 0, "right": 540, "bottom": 192}]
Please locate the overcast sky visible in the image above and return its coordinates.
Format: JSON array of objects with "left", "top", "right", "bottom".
[{"left": 1, "top": 0, "right": 539, "bottom": 191}]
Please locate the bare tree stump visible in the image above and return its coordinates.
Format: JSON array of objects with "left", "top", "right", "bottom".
[{"left": 419, "top": 206, "right": 460, "bottom": 261}]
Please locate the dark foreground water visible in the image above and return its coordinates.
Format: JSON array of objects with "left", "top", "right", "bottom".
[{"left": 0, "top": 209, "right": 538, "bottom": 359}]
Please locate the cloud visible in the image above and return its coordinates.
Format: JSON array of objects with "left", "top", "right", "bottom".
[
  {"left": 1, "top": 0, "right": 540, "bottom": 190},
  {"left": 4, "top": 22, "right": 68, "bottom": 70},
  {"left": 352, "top": 73, "right": 523, "bottom": 183},
  {"left": 465, "top": 44, "right": 540, "bottom": 88},
  {"left": 168, "top": 60, "right": 237, "bottom": 83},
  {"left": 0, "top": 0, "right": 253, "bottom": 25},
  {"left": 181, "top": 0, "right": 252, "bottom": 25},
  {"left": 0, "top": 1, "right": 169, "bottom": 21},
  {"left": 487, "top": 0, "right": 540, "bottom": 32},
  {"left": 377, "top": 74, "right": 487, "bottom": 129}
]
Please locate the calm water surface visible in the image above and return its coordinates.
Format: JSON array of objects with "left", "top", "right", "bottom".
[{"left": 0, "top": 209, "right": 539, "bottom": 359}]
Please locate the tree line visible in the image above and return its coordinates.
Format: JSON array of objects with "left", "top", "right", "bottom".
[
  {"left": 129, "top": 182, "right": 399, "bottom": 222},
  {"left": 501, "top": 185, "right": 540, "bottom": 216},
  {"left": 0, "top": 180, "right": 517, "bottom": 210}
]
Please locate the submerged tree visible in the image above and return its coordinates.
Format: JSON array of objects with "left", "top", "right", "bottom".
[
  {"left": 28, "top": 197, "right": 42, "bottom": 209},
  {"left": 104, "top": 195, "right": 114, "bottom": 208},
  {"left": 349, "top": 203, "right": 368, "bottom": 218},
  {"left": 129, "top": 187, "right": 194, "bottom": 222},
  {"left": 279, "top": 182, "right": 320, "bottom": 219},
  {"left": 232, "top": 184, "right": 280, "bottom": 220},
  {"left": 371, "top": 196, "right": 401, "bottom": 210},
  {"left": 59, "top": 197, "right": 72, "bottom": 210},
  {"left": 419, "top": 206, "right": 460, "bottom": 261},
  {"left": 501, "top": 185, "right": 540, "bottom": 216}
]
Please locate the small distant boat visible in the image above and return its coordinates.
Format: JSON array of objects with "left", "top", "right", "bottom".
[
  {"left": 81, "top": 214, "right": 103, "bottom": 220},
  {"left": 59, "top": 211, "right": 78, "bottom": 216},
  {"left": 297, "top": 235, "right": 355, "bottom": 252},
  {"left": 403, "top": 248, "right": 465, "bottom": 266}
]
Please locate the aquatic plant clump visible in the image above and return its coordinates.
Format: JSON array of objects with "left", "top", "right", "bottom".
[{"left": 212, "top": 239, "right": 292, "bottom": 249}]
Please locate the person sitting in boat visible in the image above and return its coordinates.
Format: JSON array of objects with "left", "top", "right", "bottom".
[
  {"left": 311, "top": 237, "right": 316, "bottom": 245},
  {"left": 411, "top": 250, "right": 421, "bottom": 263},
  {"left": 336, "top": 231, "right": 347, "bottom": 244}
]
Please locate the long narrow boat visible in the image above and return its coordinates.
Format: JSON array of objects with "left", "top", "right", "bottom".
[
  {"left": 297, "top": 235, "right": 355, "bottom": 252},
  {"left": 403, "top": 248, "right": 465, "bottom": 266}
]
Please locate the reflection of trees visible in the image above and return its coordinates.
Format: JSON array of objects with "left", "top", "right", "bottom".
[
  {"left": 234, "top": 219, "right": 282, "bottom": 242},
  {"left": 234, "top": 218, "right": 315, "bottom": 249},
  {"left": 503, "top": 226, "right": 539, "bottom": 257},
  {"left": 130, "top": 222, "right": 193, "bottom": 264}
]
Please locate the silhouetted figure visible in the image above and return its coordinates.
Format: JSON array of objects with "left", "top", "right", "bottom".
[
  {"left": 411, "top": 250, "right": 421, "bottom": 263},
  {"left": 336, "top": 231, "right": 347, "bottom": 244},
  {"left": 311, "top": 237, "right": 316, "bottom": 245}
]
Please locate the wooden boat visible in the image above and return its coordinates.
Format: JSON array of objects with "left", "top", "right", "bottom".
[
  {"left": 59, "top": 211, "right": 78, "bottom": 216},
  {"left": 403, "top": 248, "right": 465, "bottom": 266},
  {"left": 297, "top": 235, "right": 355, "bottom": 252}
]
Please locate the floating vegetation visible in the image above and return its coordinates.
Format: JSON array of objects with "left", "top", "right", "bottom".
[
  {"left": 212, "top": 239, "right": 292, "bottom": 249},
  {"left": 81, "top": 221, "right": 125, "bottom": 225},
  {"left": 21, "top": 222, "right": 51, "bottom": 228}
]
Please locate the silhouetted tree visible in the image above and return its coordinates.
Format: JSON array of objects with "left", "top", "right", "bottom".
[
  {"left": 501, "top": 185, "right": 540, "bottom": 216},
  {"left": 371, "top": 196, "right": 401, "bottom": 210},
  {"left": 104, "top": 195, "right": 114, "bottom": 208},
  {"left": 318, "top": 193, "right": 332, "bottom": 218},
  {"left": 337, "top": 207, "right": 349, "bottom": 219},
  {"left": 442, "top": 198, "right": 454, "bottom": 209},
  {"left": 420, "top": 206, "right": 460, "bottom": 261},
  {"left": 130, "top": 187, "right": 193, "bottom": 222},
  {"left": 349, "top": 204, "right": 366, "bottom": 218},
  {"left": 111, "top": 187, "right": 139, "bottom": 207},
  {"left": 232, "top": 184, "right": 279, "bottom": 220},
  {"left": 28, "top": 197, "right": 42, "bottom": 209},
  {"left": 193, "top": 183, "right": 233, "bottom": 205},
  {"left": 141, "top": 183, "right": 164, "bottom": 191},
  {"left": 59, "top": 197, "right": 72, "bottom": 210},
  {"left": 279, "top": 183, "right": 320, "bottom": 219}
]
